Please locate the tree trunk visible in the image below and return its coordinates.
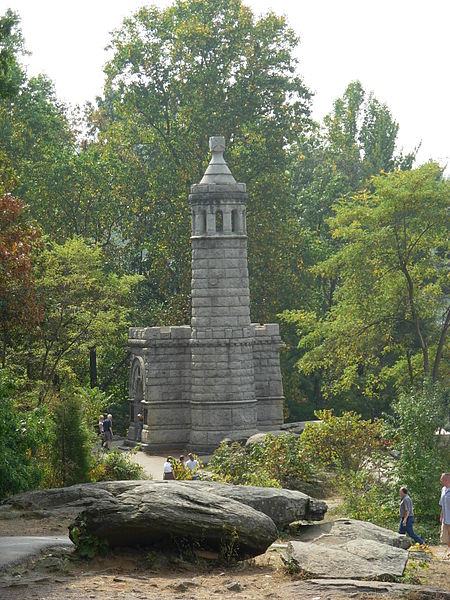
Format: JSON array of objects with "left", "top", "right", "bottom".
[
  {"left": 89, "top": 346, "right": 98, "bottom": 388},
  {"left": 432, "top": 307, "right": 450, "bottom": 383}
]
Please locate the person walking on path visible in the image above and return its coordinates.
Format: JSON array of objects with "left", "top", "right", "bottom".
[
  {"left": 398, "top": 486, "right": 424, "bottom": 545},
  {"left": 439, "top": 473, "right": 450, "bottom": 558},
  {"left": 163, "top": 457, "right": 175, "bottom": 480},
  {"left": 136, "top": 413, "right": 144, "bottom": 442},
  {"left": 102, "top": 413, "right": 113, "bottom": 451}
]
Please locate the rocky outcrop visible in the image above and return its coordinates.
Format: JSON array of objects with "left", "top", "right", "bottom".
[
  {"left": 69, "top": 482, "right": 277, "bottom": 559},
  {"left": 288, "top": 579, "right": 450, "bottom": 598},
  {"left": 294, "top": 518, "right": 411, "bottom": 549},
  {"left": 283, "top": 538, "right": 409, "bottom": 580},
  {"left": 6, "top": 480, "right": 327, "bottom": 529},
  {"left": 186, "top": 481, "right": 327, "bottom": 527}
]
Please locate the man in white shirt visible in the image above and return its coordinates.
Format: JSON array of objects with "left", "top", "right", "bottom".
[
  {"left": 439, "top": 472, "right": 450, "bottom": 556},
  {"left": 186, "top": 453, "right": 200, "bottom": 479},
  {"left": 163, "top": 457, "right": 175, "bottom": 480}
]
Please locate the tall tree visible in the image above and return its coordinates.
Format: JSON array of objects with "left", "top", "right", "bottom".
[
  {"left": 91, "top": 0, "right": 312, "bottom": 323},
  {"left": 283, "top": 163, "right": 449, "bottom": 413},
  {"left": 0, "top": 194, "right": 40, "bottom": 368}
]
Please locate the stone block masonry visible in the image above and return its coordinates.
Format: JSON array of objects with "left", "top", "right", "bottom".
[{"left": 128, "top": 136, "right": 284, "bottom": 452}]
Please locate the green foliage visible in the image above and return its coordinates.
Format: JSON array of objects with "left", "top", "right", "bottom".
[
  {"left": 210, "top": 433, "right": 312, "bottom": 488},
  {"left": 89, "top": 449, "right": 147, "bottom": 482},
  {"left": 300, "top": 410, "right": 384, "bottom": 471},
  {"left": 171, "top": 456, "right": 203, "bottom": 480},
  {"left": 49, "top": 390, "right": 91, "bottom": 487},
  {"left": 387, "top": 382, "right": 449, "bottom": 521},
  {"left": 22, "top": 237, "right": 142, "bottom": 399},
  {"left": 282, "top": 163, "right": 449, "bottom": 413},
  {"left": 69, "top": 519, "right": 108, "bottom": 559},
  {"left": 339, "top": 468, "right": 397, "bottom": 526},
  {"left": 0, "top": 369, "right": 51, "bottom": 498}
]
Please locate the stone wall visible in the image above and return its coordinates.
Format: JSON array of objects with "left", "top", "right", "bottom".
[
  {"left": 252, "top": 323, "right": 284, "bottom": 431},
  {"left": 128, "top": 326, "right": 191, "bottom": 450}
]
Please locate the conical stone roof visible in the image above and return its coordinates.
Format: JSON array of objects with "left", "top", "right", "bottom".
[{"left": 199, "top": 136, "right": 237, "bottom": 185}]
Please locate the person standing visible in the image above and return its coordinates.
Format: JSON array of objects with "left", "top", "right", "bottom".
[
  {"left": 98, "top": 415, "right": 104, "bottom": 447},
  {"left": 398, "top": 486, "right": 424, "bottom": 545},
  {"left": 103, "top": 413, "right": 113, "bottom": 451},
  {"left": 439, "top": 473, "right": 450, "bottom": 557},
  {"left": 136, "top": 413, "right": 144, "bottom": 442},
  {"left": 163, "top": 457, "right": 175, "bottom": 480},
  {"left": 186, "top": 453, "right": 200, "bottom": 479}
]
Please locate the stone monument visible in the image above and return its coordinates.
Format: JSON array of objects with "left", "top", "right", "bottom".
[{"left": 128, "top": 136, "right": 284, "bottom": 452}]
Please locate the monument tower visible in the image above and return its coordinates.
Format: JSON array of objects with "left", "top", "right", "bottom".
[{"left": 128, "top": 136, "right": 284, "bottom": 452}]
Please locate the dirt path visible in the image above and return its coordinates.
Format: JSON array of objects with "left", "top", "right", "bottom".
[{"left": 129, "top": 452, "right": 166, "bottom": 481}]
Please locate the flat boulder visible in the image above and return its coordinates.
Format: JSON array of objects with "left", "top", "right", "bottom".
[
  {"left": 69, "top": 482, "right": 277, "bottom": 559},
  {"left": 295, "top": 518, "right": 410, "bottom": 549},
  {"left": 187, "top": 481, "right": 327, "bottom": 527},
  {"left": 283, "top": 538, "right": 408, "bottom": 580},
  {"left": 6, "top": 480, "right": 327, "bottom": 529}
]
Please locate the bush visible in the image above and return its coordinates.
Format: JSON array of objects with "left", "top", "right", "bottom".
[
  {"left": 89, "top": 449, "right": 147, "bottom": 482},
  {"left": 0, "top": 370, "right": 52, "bottom": 499},
  {"left": 209, "top": 434, "right": 312, "bottom": 489},
  {"left": 299, "top": 409, "right": 384, "bottom": 471},
  {"left": 209, "top": 442, "right": 281, "bottom": 487},
  {"left": 171, "top": 456, "right": 203, "bottom": 481}
]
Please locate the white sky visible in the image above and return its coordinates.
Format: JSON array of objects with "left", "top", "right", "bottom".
[{"left": 2, "top": 0, "right": 449, "bottom": 169}]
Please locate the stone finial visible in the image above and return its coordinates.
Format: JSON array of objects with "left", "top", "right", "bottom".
[
  {"left": 199, "top": 135, "right": 237, "bottom": 185},
  {"left": 209, "top": 136, "right": 226, "bottom": 153}
]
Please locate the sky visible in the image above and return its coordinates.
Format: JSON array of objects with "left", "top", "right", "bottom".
[{"left": 2, "top": 0, "right": 449, "bottom": 169}]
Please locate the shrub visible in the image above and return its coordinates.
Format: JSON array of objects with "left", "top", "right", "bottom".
[
  {"left": 209, "top": 441, "right": 281, "bottom": 487},
  {"left": 89, "top": 449, "right": 147, "bottom": 482},
  {"left": 209, "top": 434, "right": 312, "bottom": 489},
  {"left": 171, "top": 456, "right": 203, "bottom": 480},
  {"left": 0, "top": 370, "right": 51, "bottom": 498},
  {"left": 299, "top": 409, "right": 384, "bottom": 471}
]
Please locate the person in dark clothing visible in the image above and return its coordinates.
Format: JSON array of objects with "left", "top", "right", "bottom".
[
  {"left": 399, "top": 486, "right": 424, "bottom": 545},
  {"left": 103, "top": 414, "right": 113, "bottom": 450}
]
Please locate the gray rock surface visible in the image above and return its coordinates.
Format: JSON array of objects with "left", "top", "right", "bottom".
[
  {"left": 0, "top": 536, "right": 72, "bottom": 570},
  {"left": 280, "top": 420, "right": 321, "bottom": 434},
  {"left": 245, "top": 431, "right": 299, "bottom": 447},
  {"left": 69, "top": 482, "right": 277, "bottom": 559},
  {"left": 288, "top": 579, "right": 450, "bottom": 598},
  {"left": 283, "top": 538, "right": 408, "bottom": 580},
  {"left": 187, "top": 481, "right": 327, "bottom": 527},
  {"left": 295, "top": 518, "right": 411, "bottom": 549},
  {"left": 6, "top": 480, "right": 327, "bottom": 529}
]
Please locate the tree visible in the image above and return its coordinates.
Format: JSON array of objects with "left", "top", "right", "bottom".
[
  {"left": 23, "top": 237, "right": 141, "bottom": 399},
  {"left": 283, "top": 163, "right": 449, "bottom": 410},
  {"left": 50, "top": 391, "right": 91, "bottom": 487},
  {"left": 0, "top": 9, "right": 25, "bottom": 100},
  {"left": 280, "top": 82, "right": 417, "bottom": 417},
  {"left": 0, "top": 194, "right": 40, "bottom": 367},
  {"left": 89, "top": 0, "right": 312, "bottom": 324}
]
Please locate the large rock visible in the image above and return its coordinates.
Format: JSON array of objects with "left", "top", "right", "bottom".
[
  {"left": 280, "top": 420, "right": 321, "bottom": 434},
  {"left": 187, "top": 481, "right": 327, "bottom": 527},
  {"left": 295, "top": 518, "right": 410, "bottom": 549},
  {"left": 245, "top": 431, "right": 299, "bottom": 447},
  {"left": 6, "top": 480, "right": 327, "bottom": 529},
  {"left": 69, "top": 482, "right": 277, "bottom": 559},
  {"left": 283, "top": 538, "right": 408, "bottom": 580},
  {"left": 288, "top": 579, "right": 450, "bottom": 598}
]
